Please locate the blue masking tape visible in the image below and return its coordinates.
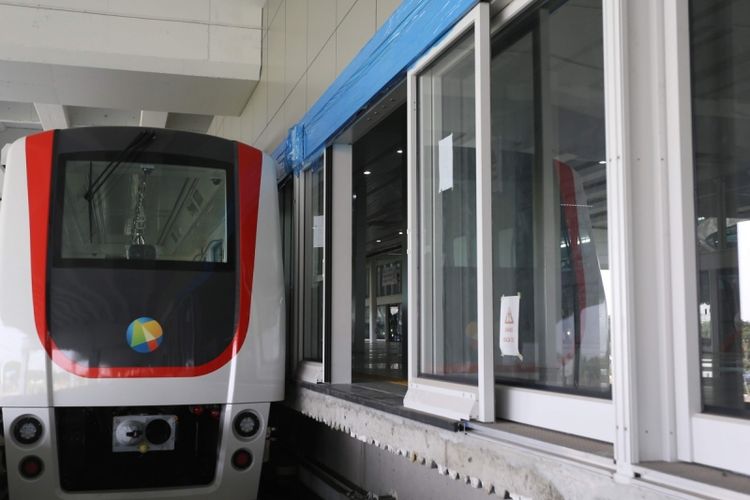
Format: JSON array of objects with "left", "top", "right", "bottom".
[{"left": 273, "top": 0, "right": 477, "bottom": 177}]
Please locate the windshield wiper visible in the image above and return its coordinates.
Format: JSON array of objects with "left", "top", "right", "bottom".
[{"left": 83, "top": 130, "right": 156, "bottom": 202}]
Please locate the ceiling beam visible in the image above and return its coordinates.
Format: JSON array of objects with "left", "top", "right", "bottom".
[
  {"left": 34, "top": 103, "right": 69, "bottom": 130},
  {"left": 0, "top": 2, "right": 261, "bottom": 116},
  {"left": 0, "top": 101, "right": 39, "bottom": 126},
  {"left": 139, "top": 111, "right": 169, "bottom": 128}
]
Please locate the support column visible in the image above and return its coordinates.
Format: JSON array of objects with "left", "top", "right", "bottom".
[
  {"left": 139, "top": 111, "right": 168, "bottom": 128},
  {"left": 33, "top": 103, "right": 68, "bottom": 130},
  {"left": 330, "top": 144, "right": 353, "bottom": 383}
]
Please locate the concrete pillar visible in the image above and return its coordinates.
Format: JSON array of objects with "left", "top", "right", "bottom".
[
  {"left": 139, "top": 111, "right": 168, "bottom": 129},
  {"left": 330, "top": 144, "right": 353, "bottom": 383},
  {"left": 34, "top": 104, "right": 69, "bottom": 130}
]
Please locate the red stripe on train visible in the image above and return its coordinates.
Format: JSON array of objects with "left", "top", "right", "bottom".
[
  {"left": 556, "top": 160, "right": 587, "bottom": 349},
  {"left": 26, "top": 135, "right": 262, "bottom": 377},
  {"left": 26, "top": 131, "right": 55, "bottom": 360}
]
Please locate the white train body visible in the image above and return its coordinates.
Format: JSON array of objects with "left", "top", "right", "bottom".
[{"left": 0, "top": 128, "right": 285, "bottom": 499}]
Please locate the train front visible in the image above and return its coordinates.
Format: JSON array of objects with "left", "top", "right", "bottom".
[{"left": 0, "top": 127, "right": 285, "bottom": 499}]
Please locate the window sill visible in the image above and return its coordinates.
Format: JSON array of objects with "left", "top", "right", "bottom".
[
  {"left": 464, "top": 419, "right": 614, "bottom": 467},
  {"left": 296, "top": 380, "right": 460, "bottom": 431},
  {"left": 635, "top": 461, "right": 750, "bottom": 498}
]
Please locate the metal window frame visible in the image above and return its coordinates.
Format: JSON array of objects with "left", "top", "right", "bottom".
[
  {"left": 295, "top": 158, "right": 329, "bottom": 384},
  {"left": 297, "top": 145, "right": 351, "bottom": 385},
  {"left": 277, "top": 173, "right": 298, "bottom": 378},
  {"left": 404, "top": 2, "right": 494, "bottom": 422},
  {"left": 662, "top": 0, "right": 750, "bottom": 476},
  {"left": 482, "top": 0, "right": 616, "bottom": 443},
  {"left": 406, "top": 0, "right": 616, "bottom": 431},
  {"left": 603, "top": 0, "right": 637, "bottom": 466},
  {"left": 602, "top": 0, "right": 750, "bottom": 477}
]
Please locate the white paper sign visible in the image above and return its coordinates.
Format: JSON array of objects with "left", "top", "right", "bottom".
[
  {"left": 313, "top": 215, "right": 325, "bottom": 248},
  {"left": 499, "top": 295, "right": 522, "bottom": 360},
  {"left": 739, "top": 221, "right": 750, "bottom": 322},
  {"left": 438, "top": 133, "right": 454, "bottom": 192}
]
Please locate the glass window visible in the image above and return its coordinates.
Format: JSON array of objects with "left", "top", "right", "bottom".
[
  {"left": 690, "top": 0, "right": 750, "bottom": 417},
  {"left": 303, "top": 166, "right": 325, "bottom": 362},
  {"left": 59, "top": 160, "right": 228, "bottom": 264},
  {"left": 417, "top": 29, "right": 477, "bottom": 383},
  {"left": 490, "top": 0, "right": 610, "bottom": 396}
]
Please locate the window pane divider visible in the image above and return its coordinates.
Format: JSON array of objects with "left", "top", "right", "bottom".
[
  {"left": 603, "top": 0, "right": 638, "bottom": 476},
  {"left": 662, "top": 0, "right": 701, "bottom": 465},
  {"left": 475, "top": 1, "right": 494, "bottom": 423}
]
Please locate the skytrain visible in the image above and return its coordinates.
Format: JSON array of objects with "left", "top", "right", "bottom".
[{"left": 0, "top": 127, "right": 284, "bottom": 499}]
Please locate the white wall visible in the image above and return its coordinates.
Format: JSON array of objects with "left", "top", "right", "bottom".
[{"left": 208, "top": 0, "right": 401, "bottom": 153}]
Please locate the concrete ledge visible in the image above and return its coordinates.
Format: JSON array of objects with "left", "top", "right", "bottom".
[
  {"left": 298, "top": 382, "right": 460, "bottom": 432},
  {"left": 286, "top": 384, "right": 698, "bottom": 499}
]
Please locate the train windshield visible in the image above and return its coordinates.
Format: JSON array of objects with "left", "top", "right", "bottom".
[{"left": 58, "top": 160, "right": 230, "bottom": 264}]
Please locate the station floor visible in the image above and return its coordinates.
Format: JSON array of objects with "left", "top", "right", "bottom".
[{"left": 352, "top": 339, "right": 406, "bottom": 383}]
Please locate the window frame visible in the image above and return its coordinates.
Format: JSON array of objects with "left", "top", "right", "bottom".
[
  {"left": 406, "top": 0, "right": 615, "bottom": 437},
  {"left": 52, "top": 153, "right": 235, "bottom": 271},
  {"left": 277, "top": 174, "right": 298, "bottom": 378},
  {"left": 294, "top": 146, "right": 348, "bottom": 385},
  {"left": 404, "top": 2, "right": 495, "bottom": 422},
  {"left": 603, "top": 0, "right": 750, "bottom": 478},
  {"left": 295, "top": 157, "right": 329, "bottom": 383},
  {"left": 665, "top": 0, "right": 750, "bottom": 476},
  {"left": 486, "top": 0, "right": 615, "bottom": 442}
]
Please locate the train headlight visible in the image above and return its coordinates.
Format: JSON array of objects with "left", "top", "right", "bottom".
[
  {"left": 12, "top": 416, "right": 43, "bottom": 445},
  {"left": 19, "top": 456, "right": 44, "bottom": 479},
  {"left": 231, "top": 449, "right": 253, "bottom": 470},
  {"left": 233, "top": 411, "right": 260, "bottom": 439}
]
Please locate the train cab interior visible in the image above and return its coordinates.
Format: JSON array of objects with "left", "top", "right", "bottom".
[{"left": 58, "top": 160, "right": 229, "bottom": 264}]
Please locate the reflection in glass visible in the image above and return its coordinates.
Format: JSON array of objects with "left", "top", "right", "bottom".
[
  {"left": 490, "top": 0, "right": 610, "bottom": 395},
  {"left": 351, "top": 106, "right": 408, "bottom": 382},
  {"left": 417, "top": 29, "right": 477, "bottom": 382},
  {"left": 61, "top": 161, "right": 228, "bottom": 263},
  {"left": 303, "top": 167, "right": 324, "bottom": 362},
  {"left": 691, "top": 0, "right": 750, "bottom": 416}
]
